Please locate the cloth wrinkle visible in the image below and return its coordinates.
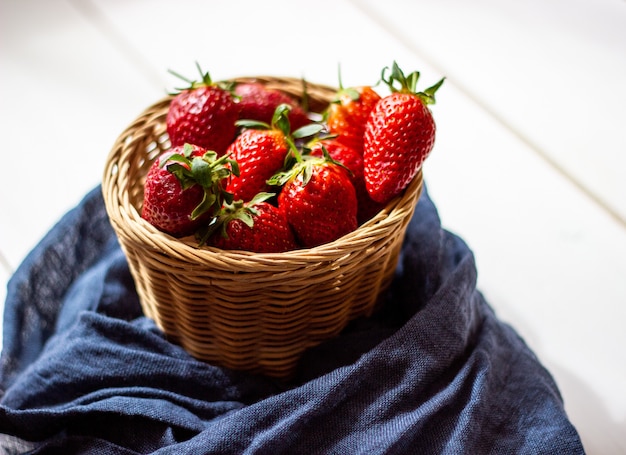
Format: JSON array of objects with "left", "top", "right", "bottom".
[{"left": 0, "top": 185, "right": 585, "bottom": 454}]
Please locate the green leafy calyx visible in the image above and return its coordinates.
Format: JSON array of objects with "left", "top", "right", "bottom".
[
  {"left": 267, "top": 145, "right": 346, "bottom": 188},
  {"left": 381, "top": 61, "right": 445, "bottom": 105},
  {"left": 163, "top": 144, "right": 238, "bottom": 220},
  {"left": 167, "top": 62, "right": 234, "bottom": 95},
  {"left": 196, "top": 192, "right": 275, "bottom": 245}
]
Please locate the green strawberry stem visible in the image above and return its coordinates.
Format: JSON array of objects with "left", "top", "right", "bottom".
[
  {"left": 300, "top": 78, "right": 310, "bottom": 113},
  {"left": 235, "top": 103, "right": 292, "bottom": 133},
  {"left": 267, "top": 145, "right": 348, "bottom": 188},
  {"left": 334, "top": 63, "right": 361, "bottom": 103},
  {"left": 196, "top": 192, "right": 275, "bottom": 245},
  {"left": 321, "top": 65, "right": 363, "bottom": 124},
  {"left": 381, "top": 61, "right": 445, "bottom": 105},
  {"left": 237, "top": 103, "right": 324, "bottom": 175},
  {"left": 237, "top": 104, "right": 323, "bottom": 139},
  {"left": 167, "top": 62, "right": 234, "bottom": 94},
  {"left": 163, "top": 144, "right": 239, "bottom": 220}
]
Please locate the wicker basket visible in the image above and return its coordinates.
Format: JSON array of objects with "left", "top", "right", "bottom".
[{"left": 102, "top": 76, "right": 423, "bottom": 379}]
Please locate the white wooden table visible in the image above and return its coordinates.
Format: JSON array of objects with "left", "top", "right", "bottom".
[{"left": 1, "top": 1, "right": 625, "bottom": 452}]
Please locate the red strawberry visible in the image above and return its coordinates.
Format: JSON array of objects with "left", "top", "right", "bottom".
[
  {"left": 206, "top": 193, "right": 298, "bottom": 253},
  {"left": 308, "top": 138, "right": 382, "bottom": 224},
  {"left": 141, "top": 144, "right": 237, "bottom": 237},
  {"left": 309, "top": 139, "right": 363, "bottom": 185},
  {"left": 224, "top": 104, "right": 291, "bottom": 203},
  {"left": 272, "top": 151, "right": 358, "bottom": 248},
  {"left": 363, "top": 62, "right": 444, "bottom": 204},
  {"left": 325, "top": 83, "right": 381, "bottom": 155},
  {"left": 166, "top": 64, "right": 240, "bottom": 155},
  {"left": 234, "top": 82, "right": 310, "bottom": 132},
  {"left": 226, "top": 104, "right": 322, "bottom": 203}
]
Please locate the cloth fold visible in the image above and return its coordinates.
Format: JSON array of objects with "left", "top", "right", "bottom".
[{"left": 0, "top": 185, "right": 584, "bottom": 454}]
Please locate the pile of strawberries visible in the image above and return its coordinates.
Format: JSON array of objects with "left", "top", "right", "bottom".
[{"left": 141, "top": 62, "right": 443, "bottom": 253}]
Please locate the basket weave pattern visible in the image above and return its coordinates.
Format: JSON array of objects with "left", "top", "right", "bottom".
[{"left": 102, "top": 77, "right": 423, "bottom": 378}]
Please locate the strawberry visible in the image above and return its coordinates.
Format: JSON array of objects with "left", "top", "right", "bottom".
[
  {"left": 141, "top": 143, "right": 237, "bottom": 237},
  {"left": 226, "top": 104, "right": 322, "bottom": 203},
  {"left": 205, "top": 193, "right": 298, "bottom": 253},
  {"left": 325, "top": 79, "right": 381, "bottom": 155},
  {"left": 308, "top": 138, "right": 382, "bottom": 224},
  {"left": 363, "top": 62, "right": 444, "bottom": 204},
  {"left": 224, "top": 104, "right": 292, "bottom": 203},
  {"left": 309, "top": 138, "right": 363, "bottom": 185},
  {"left": 234, "top": 82, "right": 310, "bottom": 132},
  {"left": 166, "top": 64, "right": 240, "bottom": 155},
  {"left": 271, "top": 150, "right": 358, "bottom": 248}
]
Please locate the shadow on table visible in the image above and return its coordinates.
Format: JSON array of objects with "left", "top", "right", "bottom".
[{"left": 547, "top": 361, "right": 626, "bottom": 455}]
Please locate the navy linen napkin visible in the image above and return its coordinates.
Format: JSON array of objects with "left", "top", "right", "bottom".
[{"left": 0, "top": 185, "right": 584, "bottom": 454}]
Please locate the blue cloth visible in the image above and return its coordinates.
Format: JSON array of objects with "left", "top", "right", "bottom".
[{"left": 0, "top": 186, "right": 584, "bottom": 454}]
